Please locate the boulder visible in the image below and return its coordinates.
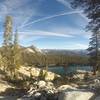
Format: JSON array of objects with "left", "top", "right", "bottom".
[
  {"left": 44, "top": 71, "right": 55, "bottom": 81},
  {"left": 89, "top": 78, "right": 100, "bottom": 90},
  {"left": 18, "top": 96, "right": 35, "bottom": 100},
  {"left": 46, "top": 82, "right": 54, "bottom": 89},
  {"left": 73, "top": 73, "right": 85, "bottom": 80},
  {"left": 95, "top": 96, "right": 100, "bottom": 100},
  {"left": 38, "top": 80, "right": 46, "bottom": 88},
  {"left": 70, "top": 83, "right": 79, "bottom": 88},
  {"left": 94, "top": 79, "right": 100, "bottom": 86},
  {"left": 19, "top": 66, "right": 60, "bottom": 81},
  {"left": 58, "top": 91, "right": 94, "bottom": 100},
  {"left": 57, "top": 85, "right": 76, "bottom": 92},
  {"left": 31, "top": 68, "right": 40, "bottom": 77}
]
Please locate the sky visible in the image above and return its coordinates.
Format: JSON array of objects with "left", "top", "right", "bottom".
[{"left": 0, "top": 0, "right": 91, "bottom": 49}]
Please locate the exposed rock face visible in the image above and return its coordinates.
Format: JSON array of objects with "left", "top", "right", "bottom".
[
  {"left": 5, "top": 66, "right": 100, "bottom": 100},
  {"left": 18, "top": 80, "right": 57, "bottom": 100},
  {"left": 57, "top": 85, "right": 76, "bottom": 92},
  {"left": 17, "top": 80, "right": 96, "bottom": 100},
  {"left": 58, "top": 91, "right": 94, "bottom": 100},
  {"left": 18, "top": 66, "right": 60, "bottom": 81},
  {"left": 0, "top": 74, "right": 14, "bottom": 93},
  {"left": 72, "top": 73, "right": 85, "bottom": 80},
  {"left": 89, "top": 78, "right": 100, "bottom": 91},
  {"left": 37, "top": 80, "right": 46, "bottom": 88},
  {"left": 95, "top": 96, "right": 100, "bottom": 100},
  {"left": 44, "top": 71, "right": 55, "bottom": 81}
]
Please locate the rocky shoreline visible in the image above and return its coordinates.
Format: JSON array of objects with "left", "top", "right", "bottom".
[
  {"left": 18, "top": 76, "right": 100, "bottom": 100},
  {"left": 0, "top": 67, "right": 100, "bottom": 100}
]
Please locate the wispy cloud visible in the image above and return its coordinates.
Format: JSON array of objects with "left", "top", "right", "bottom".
[
  {"left": 19, "top": 10, "right": 82, "bottom": 29},
  {"left": 74, "top": 43, "right": 88, "bottom": 49},
  {"left": 51, "top": 27, "right": 91, "bottom": 39},
  {"left": 18, "top": 0, "right": 89, "bottom": 32},
  {"left": 0, "top": 0, "right": 39, "bottom": 30},
  {"left": 65, "top": 43, "right": 88, "bottom": 49},
  {"left": 57, "top": 0, "right": 72, "bottom": 9},
  {"left": 0, "top": 0, "right": 90, "bottom": 49},
  {"left": 18, "top": 30, "right": 74, "bottom": 40},
  {"left": 19, "top": 35, "right": 44, "bottom": 42}
]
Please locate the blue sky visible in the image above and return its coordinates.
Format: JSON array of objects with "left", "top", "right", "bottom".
[{"left": 0, "top": 0, "right": 91, "bottom": 49}]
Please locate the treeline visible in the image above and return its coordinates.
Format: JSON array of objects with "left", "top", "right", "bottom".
[
  {"left": 45, "top": 54, "right": 89, "bottom": 66},
  {"left": 22, "top": 52, "right": 89, "bottom": 67}
]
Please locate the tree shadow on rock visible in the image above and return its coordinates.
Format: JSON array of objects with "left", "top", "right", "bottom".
[{"left": 0, "top": 88, "right": 27, "bottom": 100}]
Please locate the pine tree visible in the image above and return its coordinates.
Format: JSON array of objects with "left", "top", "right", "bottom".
[
  {"left": 0, "top": 53, "right": 3, "bottom": 68},
  {"left": 6, "top": 30, "right": 22, "bottom": 79},
  {"left": 13, "top": 30, "right": 21, "bottom": 72},
  {"left": 88, "top": 30, "right": 100, "bottom": 74},
  {"left": 2, "top": 16, "right": 13, "bottom": 72},
  {"left": 2, "top": 16, "right": 21, "bottom": 79},
  {"left": 4, "top": 16, "right": 13, "bottom": 45},
  {"left": 71, "top": 0, "right": 100, "bottom": 74}
]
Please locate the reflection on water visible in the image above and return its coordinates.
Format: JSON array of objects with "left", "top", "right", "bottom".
[{"left": 48, "top": 66, "right": 93, "bottom": 75}]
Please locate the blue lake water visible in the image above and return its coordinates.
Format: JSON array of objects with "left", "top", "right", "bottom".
[{"left": 48, "top": 66, "right": 93, "bottom": 75}]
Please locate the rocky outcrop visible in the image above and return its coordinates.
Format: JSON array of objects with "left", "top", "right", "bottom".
[
  {"left": 0, "top": 74, "right": 14, "bottom": 93},
  {"left": 69, "top": 70, "right": 92, "bottom": 80},
  {"left": 95, "top": 96, "right": 100, "bottom": 100},
  {"left": 3, "top": 66, "right": 99, "bottom": 100},
  {"left": 18, "top": 79, "right": 96, "bottom": 100},
  {"left": 37, "top": 80, "right": 46, "bottom": 88},
  {"left": 18, "top": 80, "right": 58, "bottom": 100},
  {"left": 58, "top": 90, "right": 94, "bottom": 100},
  {"left": 18, "top": 66, "right": 60, "bottom": 81},
  {"left": 57, "top": 85, "right": 76, "bottom": 92},
  {"left": 89, "top": 79, "right": 100, "bottom": 89}
]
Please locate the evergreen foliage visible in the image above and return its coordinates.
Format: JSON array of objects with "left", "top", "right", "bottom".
[
  {"left": 4, "top": 16, "right": 13, "bottom": 45},
  {"left": 71, "top": 0, "right": 100, "bottom": 74},
  {"left": 1, "top": 16, "right": 21, "bottom": 79},
  {"left": 88, "top": 30, "right": 100, "bottom": 74}
]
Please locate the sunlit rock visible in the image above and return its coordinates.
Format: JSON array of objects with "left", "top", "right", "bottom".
[{"left": 58, "top": 91, "right": 94, "bottom": 100}]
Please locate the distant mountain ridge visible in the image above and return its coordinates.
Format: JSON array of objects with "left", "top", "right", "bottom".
[
  {"left": 0, "top": 45, "right": 88, "bottom": 66},
  {"left": 41, "top": 49, "right": 88, "bottom": 56},
  {"left": 14, "top": 45, "right": 88, "bottom": 56},
  {"left": 0, "top": 45, "right": 88, "bottom": 56}
]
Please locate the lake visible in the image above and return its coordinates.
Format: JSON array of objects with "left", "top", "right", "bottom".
[{"left": 48, "top": 66, "right": 93, "bottom": 75}]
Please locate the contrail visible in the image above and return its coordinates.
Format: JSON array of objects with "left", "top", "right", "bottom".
[
  {"left": 18, "top": 10, "right": 82, "bottom": 30},
  {"left": 56, "top": 0, "right": 89, "bottom": 21},
  {"left": 19, "top": 14, "right": 34, "bottom": 30}
]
